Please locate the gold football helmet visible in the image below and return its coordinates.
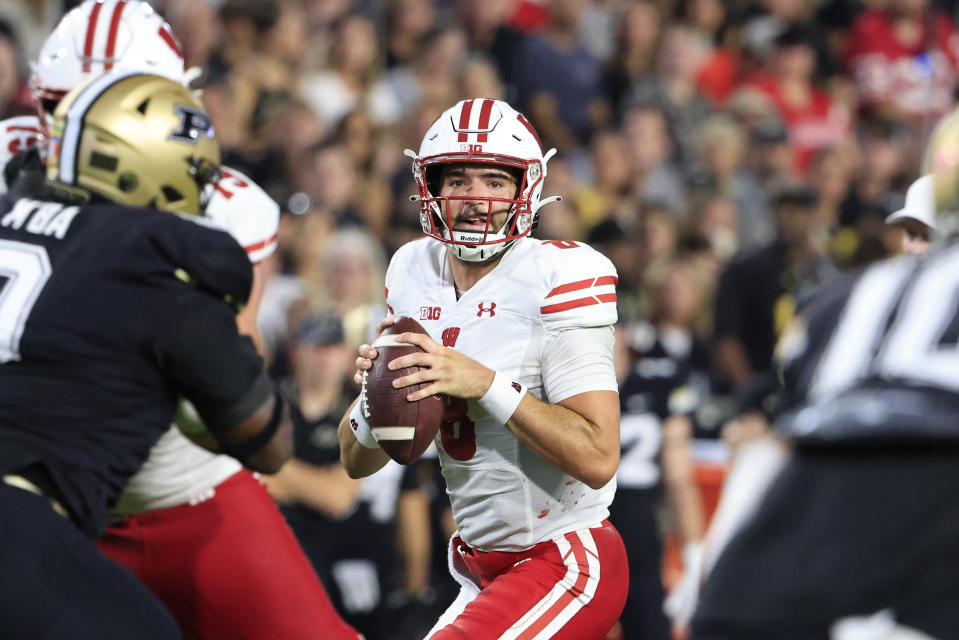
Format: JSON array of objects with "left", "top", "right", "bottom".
[
  {"left": 46, "top": 71, "right": 219, "bottom": 215},
  {"left": 924, "top": 106, "right": 959, "bottom": 234}
]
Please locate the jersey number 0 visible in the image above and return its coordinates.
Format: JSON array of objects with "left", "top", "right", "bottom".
[{"left": 0, "top": 239, "right": 52, "bottom": 363}]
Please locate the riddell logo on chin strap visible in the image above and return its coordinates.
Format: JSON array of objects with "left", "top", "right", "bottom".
[
  {"left": 477, "top": 302, "right": 496, "bottom": 317},
  {"left": 442, "top": 327, "right": 461, "bottom": 347}
]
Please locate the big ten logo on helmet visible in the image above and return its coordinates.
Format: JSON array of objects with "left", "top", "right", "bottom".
[
  {"left": 461, "top": 144, "right": 483, "bottom": 154},
  {"left": 420, "top": 306, "right": 441, "bottom": 321},
  {"left": 441, "top": 327, "right": 460, "bottom": 347},
  {"left": 169, "top": 105, "right": 213, "bottom": 145}
]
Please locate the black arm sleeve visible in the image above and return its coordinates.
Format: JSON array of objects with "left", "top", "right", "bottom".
[{"left": 154, "top": 290, "right": 273, "bottom": 433}]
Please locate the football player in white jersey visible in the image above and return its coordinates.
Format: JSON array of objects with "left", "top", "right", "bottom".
[
  {"left": 0, "top": 2, "right": 359, "bottom": 639},
  {"left": 338, "top": 98, "right": 628, "bottom": 639}
]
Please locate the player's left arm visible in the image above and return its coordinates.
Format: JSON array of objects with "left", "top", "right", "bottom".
[{"left": 236, "top": 260, "right": 266, "bottom": 353}]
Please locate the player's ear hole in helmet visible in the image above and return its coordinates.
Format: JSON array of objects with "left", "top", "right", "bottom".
[{"left": 45, "top": 71, "right": 220, "bottom": 216}]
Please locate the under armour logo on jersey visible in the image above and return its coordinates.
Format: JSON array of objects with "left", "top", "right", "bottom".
[
  {"left": 511, "top": 382, "right": 522, "bottom": 393},
  {"left": 477, "top": 303, "right": 496, "bottom": 317},
  {"left": 442, "top": 327, "right": 461, "bottom": 347},
  {"left": 169, "top": 105, "right": 214, "bottom": 145}
]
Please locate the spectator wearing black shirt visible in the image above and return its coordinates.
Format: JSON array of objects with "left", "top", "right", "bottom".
[{"left": 712, "top": 186, "right": 835, "bottom": 392}]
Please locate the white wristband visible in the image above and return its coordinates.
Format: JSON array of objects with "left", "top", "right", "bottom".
[
  {"left": 349, "top": 382, "right": 380, "bottom": 449},
  {"left": 477, "top": 371, "right": 527, "bottom": 424}
]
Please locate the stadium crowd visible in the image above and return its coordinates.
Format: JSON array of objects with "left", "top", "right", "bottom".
[{"left": 1, "top": 0, "right": 955, "bottom": 638}]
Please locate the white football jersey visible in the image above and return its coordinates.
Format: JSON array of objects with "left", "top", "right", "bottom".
[
  {"left": 385, "top": 237, "right": 619, "bottom": 551},
  {"left": 0, "top": 116, "right": 43, "bottom": 194}
]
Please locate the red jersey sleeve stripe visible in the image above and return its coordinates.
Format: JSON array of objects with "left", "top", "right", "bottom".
[
  {"left": 546, "top": 275, "right": 618, "bottom": 298},
  {"left": 244, "top": 233, "right": 278, "bottom": 254},
  {"left": 6, "top": 126, "right": 41, "bottom": 133},
  {"left": 541, "top": 293, "right": 617, "bottom": 315},
  {"left": 103, "top": 1, "right": 128, "bottom": 71}
]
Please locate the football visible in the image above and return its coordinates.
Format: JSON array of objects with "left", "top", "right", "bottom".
[{"left": 363, "top": 316, "right": 445, "bottom": 464}]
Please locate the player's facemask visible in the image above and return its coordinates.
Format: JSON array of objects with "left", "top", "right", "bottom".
[{"left": 45, "top": 71, "right": 220, "bottom": 216}]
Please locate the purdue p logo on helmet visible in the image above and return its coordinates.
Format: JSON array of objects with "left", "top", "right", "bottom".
[{"left": 45, "top": 71, "right": 220, "bottom": 216}]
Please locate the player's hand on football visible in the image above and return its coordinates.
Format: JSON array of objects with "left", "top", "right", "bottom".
[
  {"left": 387, "top": 331, "right": 494, "bottom": 401},
  {"left": 353, "top": 317, "right": 396, "bottom": 385}
]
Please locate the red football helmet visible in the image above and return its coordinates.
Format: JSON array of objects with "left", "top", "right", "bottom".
[{"left": 409, "top": 98, "right": 560, "bottom": 261}]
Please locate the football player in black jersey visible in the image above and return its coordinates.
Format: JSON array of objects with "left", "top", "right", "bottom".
[
  {"left": 690, "top": 109, "right": 959, "bottom": 639},
  {"left": 0, "top": 71, "right": 292, "bottom": 639}
]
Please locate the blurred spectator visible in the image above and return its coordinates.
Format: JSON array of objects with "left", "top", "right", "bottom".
[
  {"left": 613, "top": 259, "right": 714, "bottom": 640},
  {"left": 302, "top": 14, "right": 382, "bottom": 129},
  {"left": 0, "top": 0, "right": 60, "bottom": 64},
  {"left": 368, "top": 25, "right": 467, "bottom": 126},
  {"left": 456, "top": 54, "right": 506, "bottom": 102},
  {"left": 575, "top": 129, "right": 636, "bottom": 230},
  {"left": 884, "top": 173, "right": 936, "bottom": 256},
  {"left": 0, "top": 19, "right": 30, "bottom": 118},
  {"left": 623, "top": 105, "right": 686, "bottom": 214},
  {"left": 807, "top": 145, "right": 855, "bottom": 232},
  {"left": 692, "top": 114, "right": 774, "bottom": 250},
  {"left": 686, "top": 191, "right": 740, "bottom": 263},
  {"left": 265, "top": 311, "right": 405, "bottom": 640},
  {"left": 845, "top": 0, "right": 959, "bottom": 122},
  {"left": 305, "top": 228, "right": 389, "bottom": 350},
  {"left": 512, "top": 0, "right": 611, "bottom": 151},
  {"left": 603, "top": 1, "right": 663, "bottom": 119},
  {"left": 456, "top": 0, "right": 528, "bottom": 102},
  {"left": 712, "top": 186, "right": 835, "bottom": 392},
  {"left": 837, "top": 119, "right": 904, "bottom": 230},
  {"left": 158, "top": 0, "right": 219, "bottom": 71},
  {"left": 383, "top": 0, "right": 436, "bottom": 69},
  {"left": 622, "top": 23, "right": 714, "bottom": 170},
  {"left": 742, "top": 23, "right": 852, "bottom": 175}
]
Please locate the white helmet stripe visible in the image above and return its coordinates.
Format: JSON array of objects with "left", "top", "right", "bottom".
[{"left": 59, "top": 69, "right": 141, "bottom": 184}]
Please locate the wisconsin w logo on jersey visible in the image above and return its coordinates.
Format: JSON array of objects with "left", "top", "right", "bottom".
[
  {"left": 442, "top": 327, "right": 460, "bottom": 347},
  {"left": 169, "top": 105, "right": 214, "bottom": 145}
]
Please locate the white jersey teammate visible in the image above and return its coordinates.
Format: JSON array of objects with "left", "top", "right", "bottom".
[
  {"left": 0, "top": 2, "right": 360, "bottom": 639},
  {"left": 339, "top": 98, "right": 629, "bottom": 640}
]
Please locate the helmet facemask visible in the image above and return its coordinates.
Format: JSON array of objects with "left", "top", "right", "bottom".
[{"left": 415, "top": 158, "right": 541, "bottom": 262}]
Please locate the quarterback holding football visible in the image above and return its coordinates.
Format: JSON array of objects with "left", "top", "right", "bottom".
[{"left": 338, "top": 98, "right": 628, "bottom": 639}]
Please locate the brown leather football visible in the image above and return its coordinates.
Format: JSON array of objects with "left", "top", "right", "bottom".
[{"left": 363, "top": 316, "right": 445, "bottom": 464}]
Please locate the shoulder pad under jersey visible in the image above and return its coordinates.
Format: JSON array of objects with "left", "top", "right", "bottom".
[
  {"left": 204, "top": 166, "right": 280, "bottom": 264},
  {"left": 537, "top": 240, "right": 618, "bottom": 331}
]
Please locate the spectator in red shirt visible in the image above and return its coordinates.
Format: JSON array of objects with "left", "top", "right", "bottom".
[
  {"left": 743, "top": 24, "right": 851, "bottom": 175},
  {"left": 845, "top": 0, "right": 959, "bottom": 121}
]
